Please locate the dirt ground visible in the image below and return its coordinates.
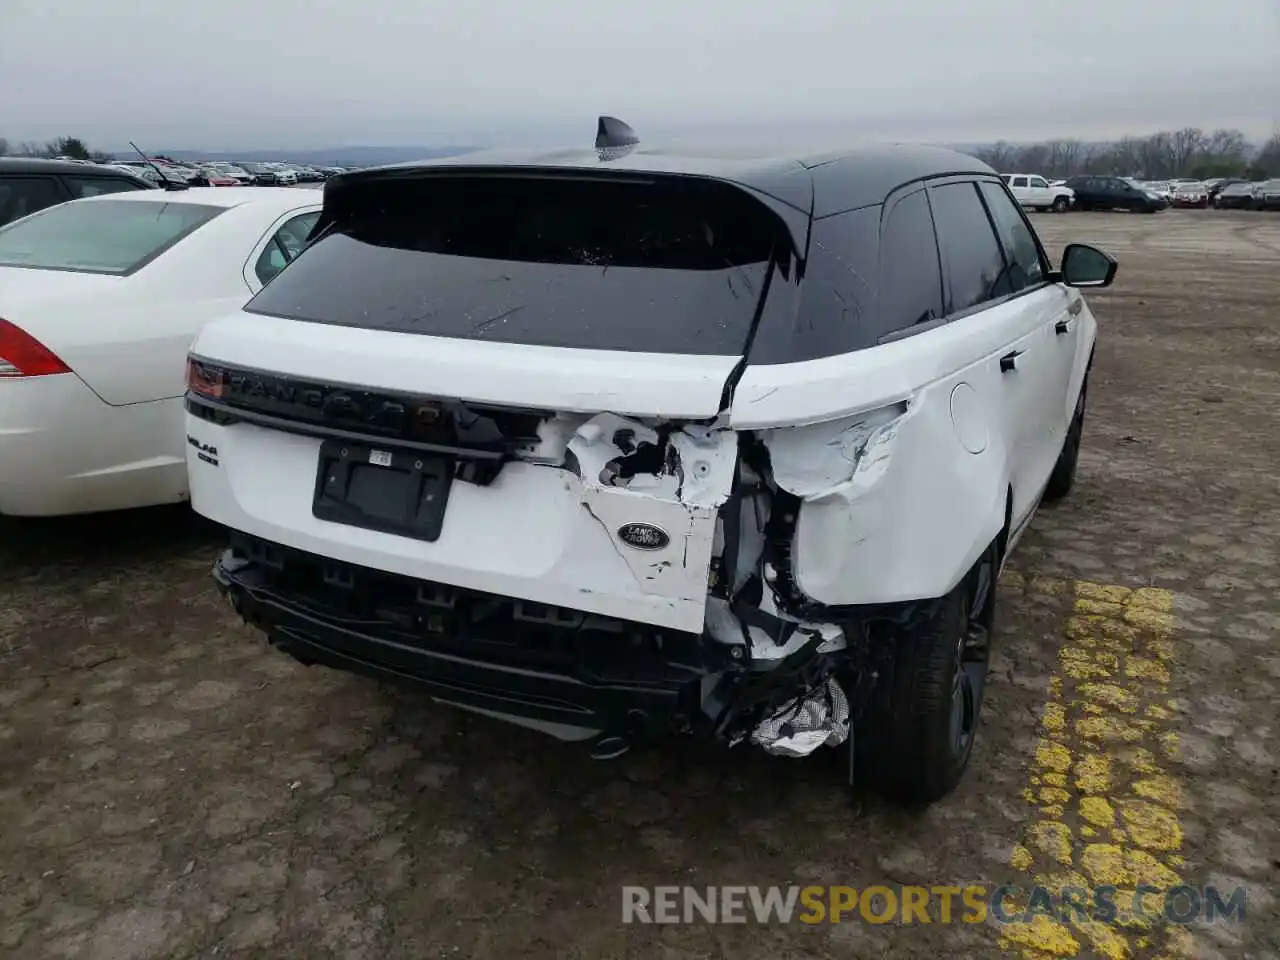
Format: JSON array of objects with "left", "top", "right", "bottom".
[{"left": 1, "top": 211, "right": 1278, "bottom": 960}]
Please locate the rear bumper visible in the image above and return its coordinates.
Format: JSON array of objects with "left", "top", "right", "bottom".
[{"left": 213, "top": 534, "right": 727, "bottom": 740}]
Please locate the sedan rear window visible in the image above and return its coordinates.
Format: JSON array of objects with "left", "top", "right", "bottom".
[
  {"left": 245, "top": 175, "right": 787, "bottom": 356},
  {"left": 0, "top": 199, "right": 223, "bottom": 275}
]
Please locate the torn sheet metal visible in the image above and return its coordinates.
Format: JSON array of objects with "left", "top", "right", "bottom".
[
  {"left": 758, "top": 620, "right": 844, "bottom": 659},
  {"left": 710, "top": 488, "right": 771, "bottom": 597},
  {"left": 566, "top": 413, "right": 737, "bottom": 505},
  {"left": 704, "top": 596, "right": 747, "bottom": 650},
  {"left": 750, "top": 677, "right": 851, "bottom": 758},
  {"left": 567, "top": 413, "right": 738, "bottom": 602},
  {"left": 760, "top": 402, "right": 907, "bottom": 499}
]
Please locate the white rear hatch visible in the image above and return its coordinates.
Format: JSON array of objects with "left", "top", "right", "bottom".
[{"left": 186, "top": 171, "right": 797, "bottom": 632}]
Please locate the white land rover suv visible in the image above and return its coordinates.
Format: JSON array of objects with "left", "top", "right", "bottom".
[{"left": 184, "top": 118, "right": 1116, "bottom": 803}]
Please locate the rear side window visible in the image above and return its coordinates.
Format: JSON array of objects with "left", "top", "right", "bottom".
[
  {"left": 0, "top": 177, "right": 65, "bottom": 227},
  {"left": 928, "top": 181, "right": 1007, "bottom": 316},
  {"left": 878, "top": 189, "right": 944, "bottom": 333},
  {"left": 977, "top": 181, "right": 1046, "bottom": 296},
  {"left": 64, "top": 176, "right": 148, "bottom": 198},
  {"left": 759, "top": 205, "right": 881, "bottom": 361},
  {"left": 0, "top": 199, "right": 223, "bottom": 275},
  {"left": 246, "top": 176, "right": 788, "bottom": 356},
  {"left": 254, "top": 210, "right": 321, "bottom": 286}
]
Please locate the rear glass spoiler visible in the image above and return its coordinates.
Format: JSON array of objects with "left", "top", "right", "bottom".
[{"left": 308, "top": 165, "right": 812, "bottom": 260}]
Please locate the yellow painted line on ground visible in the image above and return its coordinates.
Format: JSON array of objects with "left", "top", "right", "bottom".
[{"left": 999, "top": 577, "right": 1190, "bottom": 960}]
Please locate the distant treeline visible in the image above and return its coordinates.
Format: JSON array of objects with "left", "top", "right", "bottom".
[
  {"left": 0, "top": 136, "right": 111, "bottom": 163},
  {"left": 973, "top": 128, "right": 1280, "bottom": 180}
]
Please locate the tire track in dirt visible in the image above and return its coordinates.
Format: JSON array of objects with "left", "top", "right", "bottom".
[{"left": 1227, "top": 220, "right": 1280, "bottom": 257}]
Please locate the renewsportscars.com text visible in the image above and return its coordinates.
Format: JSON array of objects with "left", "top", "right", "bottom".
[{"left": 621, "top": 884, "right": 1246, "bottom": 926}]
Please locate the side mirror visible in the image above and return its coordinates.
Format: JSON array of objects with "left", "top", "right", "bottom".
[{"left": 1057, "top": 243, "right": 1117, "bottom": 288}]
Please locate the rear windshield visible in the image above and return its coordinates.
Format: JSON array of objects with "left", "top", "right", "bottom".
[
  {"left": 0, "top": 199, "right": 223, "bottom": 275},
  {"left": 244, "top": 175, "right": 785, "bottom": 355}
]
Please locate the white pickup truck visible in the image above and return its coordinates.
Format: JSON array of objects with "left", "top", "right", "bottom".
[{"left": 1001, "top": 174, "right": 1074, "bottom": 212}]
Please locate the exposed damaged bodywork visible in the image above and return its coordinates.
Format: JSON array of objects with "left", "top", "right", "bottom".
[{"left": 193, "top": 354, "right": 917, "bottom": 760}]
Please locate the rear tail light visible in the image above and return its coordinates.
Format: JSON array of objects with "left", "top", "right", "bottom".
[
  {"left": 0, "top": 319, "right": 72, "bottom": 378},
  {"left": 186, "top": 358, "right": 228, "bottom": 399}
]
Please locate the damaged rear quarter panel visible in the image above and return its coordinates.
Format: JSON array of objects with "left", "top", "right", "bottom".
[
  {"left": 735, "top": 342, "right": 1015, "bottom": 606},
  {"left": 786, "top": 386, "right": 1008, "bottom": 605}
]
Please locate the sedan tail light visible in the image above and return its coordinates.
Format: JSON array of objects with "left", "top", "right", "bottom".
[{"left": 0, "top": 319, "right": 72, "bottom": 378}]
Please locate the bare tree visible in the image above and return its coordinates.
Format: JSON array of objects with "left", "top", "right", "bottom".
[
  {"left": 1138, "top": 131, "right": 1174, "bottom": 178},
  {"left": 1205, "top": 128, "right": 1247, "bottom": 164},
  {"left": 1014, "top": 143, "right": 1050, "bottom": 173},
  {"left": 1077, "top": 143, "right": 1114, "bottom": 175},
  {"left": 1254, "top": 133, "right": 1280, "bottom": 177},
  {"left": 974, "top": 140, "right": 1016, "bottom": 172},
  {"left": 1119, "top": 137, "right": 1145, "bottom": 174},
  {"left": 1045, "top": 139, "right": 1084, "bottom": 177},
  {"left": 1170, "top": 127, "right": 1206, "bottom": 174}
]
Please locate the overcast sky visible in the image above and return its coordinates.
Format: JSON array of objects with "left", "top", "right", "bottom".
[{"left": 2, "top": 0, "right": 1276, "bottom": 150}]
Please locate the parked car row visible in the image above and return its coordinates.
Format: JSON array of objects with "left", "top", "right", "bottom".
[
  {"left": 1002, "top": 173, "right": 1280, "bottom": 214},
  {"left": 1210, "top": 179, "right": 1280, "bottom": 210},
  {"left": 107, "top": 158, "right": 352, "bottom": 187},
  {"left": 0, "top": 155, "right": 346, "bottom": 230}
]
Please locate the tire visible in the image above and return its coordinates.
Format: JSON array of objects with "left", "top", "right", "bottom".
[
  {"left": 1044, "top": 375, "right": 1087, "bottom": 501},
  {"left": 855, "top": 543, "right": 996, "bottom": 804},
  {"left": 1051, "top": 196, "right": 1070, "bottom": 213}
]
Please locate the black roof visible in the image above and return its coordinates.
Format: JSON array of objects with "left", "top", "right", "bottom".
[
  {"left": 330, "top": 140, "right": 995, "bottom": 221},
  {"left": 0, "top": 157, "right": 152, "bottom": 184}
]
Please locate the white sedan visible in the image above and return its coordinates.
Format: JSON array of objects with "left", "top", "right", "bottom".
[{"left": 0, "top": 187, "right": 322, "bottom": 516}]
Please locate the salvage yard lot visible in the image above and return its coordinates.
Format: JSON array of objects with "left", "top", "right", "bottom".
[{"left": 2, "top": 211, "right": 1278, "bottom": 960}]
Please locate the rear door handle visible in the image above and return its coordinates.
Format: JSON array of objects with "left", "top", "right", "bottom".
[
  {"left": 1000, "top": 350, "right": 1023, "bottom": 373},
  {"left": 1055, "top": 318, "right": 1072, "bottom": 335}
]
